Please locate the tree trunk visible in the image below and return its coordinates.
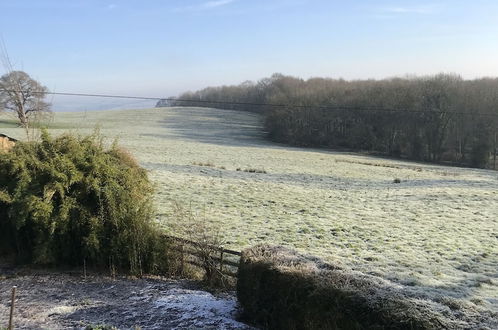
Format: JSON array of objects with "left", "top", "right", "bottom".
[{"left": 494, "top": 130, "right": 497, "bottom": 170}]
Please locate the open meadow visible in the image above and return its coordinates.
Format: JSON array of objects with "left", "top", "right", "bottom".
[{"left": 1, "top": 107, "right": 497, "bottom": 315}]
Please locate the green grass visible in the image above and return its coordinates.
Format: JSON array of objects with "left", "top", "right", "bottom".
[
  {"left": 0, "top": 113, "right": 88, "bottom": 132},
  {"left": 0, "top": 119, "right": 19, "bottom": 128}
]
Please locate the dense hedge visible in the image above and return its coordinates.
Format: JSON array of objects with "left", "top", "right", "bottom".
[
  {"left": 237, "top": 245, "right": 489, "bottom": 329},
  {"left": 0, "top": 131, "right": 159, "bottom": 274}
]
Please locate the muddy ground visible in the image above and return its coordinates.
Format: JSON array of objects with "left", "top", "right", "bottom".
[{"left": 0, "top": 268, "right": 253, "bottom": 329}]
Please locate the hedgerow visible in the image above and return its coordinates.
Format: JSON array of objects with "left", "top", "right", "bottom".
[
  {"left": 0, "top": 130, "right": 158, "bottom": 274},
  {"left": 237, "top": 245, "right": 497, "bottom": 329}
]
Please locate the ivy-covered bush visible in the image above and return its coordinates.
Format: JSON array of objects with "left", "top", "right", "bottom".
[{"left": 0, "top": 130, "right": 158, "bottom": 274}]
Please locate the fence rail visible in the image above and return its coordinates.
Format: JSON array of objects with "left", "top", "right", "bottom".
[{"left": 161, "top": 234, "right": 241, "bottom": 278}]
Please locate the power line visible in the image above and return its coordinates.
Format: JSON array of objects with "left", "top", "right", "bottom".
[{"left": 3, "top": 89, "right": 498, "bottom": 118}]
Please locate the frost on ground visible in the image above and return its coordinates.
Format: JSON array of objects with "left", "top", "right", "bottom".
[
  {"left": 0, "top": 271, "right": 252, "bottom": 329},
  {"left": 1, "top": 107, "right": 497, "bottom": 317},
  {"left": 155, "top": 288, "right": 247, "bottom": 329}
]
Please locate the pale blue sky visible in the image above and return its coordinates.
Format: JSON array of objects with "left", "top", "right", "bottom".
[{"left": 1, "top": 0, "right": 498, "bottom": 110}]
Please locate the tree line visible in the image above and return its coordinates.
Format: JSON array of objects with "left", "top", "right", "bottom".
[{"left": 159, "top": 73, "right": 498, "bottom": 169}]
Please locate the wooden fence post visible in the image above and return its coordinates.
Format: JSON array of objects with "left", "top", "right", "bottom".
[
  {"left": 219, "top": 250, "right": 224, "bottom": 274},
  {"left": 8, "top": 286, "right": 16, "bottom": 330},
  {"left": 180, "top": 243, "right": 185, "bottom": 275}
]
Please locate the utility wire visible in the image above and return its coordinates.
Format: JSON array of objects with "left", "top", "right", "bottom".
[{"left": 3, "top": 89, "right": 498, "bottom": 118}]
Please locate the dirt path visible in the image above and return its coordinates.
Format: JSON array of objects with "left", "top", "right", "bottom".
[{"left": 0, "top": 271, "right": 253, "bottom": 329}]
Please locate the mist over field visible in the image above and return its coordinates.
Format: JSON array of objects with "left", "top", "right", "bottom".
[
  {"left": 48, "top": 95, "right": 157, "bottom": 112},
  {"left": 2, "top": 107, "right": 496, "bottom": 314}
]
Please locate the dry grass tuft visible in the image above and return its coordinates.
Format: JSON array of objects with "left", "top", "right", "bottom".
[
  {"left": 192, "top": 161, "right": 215, "bottom": 167},
  {"left": 236, "top": 167, "right": 267, "bottom": 174}
]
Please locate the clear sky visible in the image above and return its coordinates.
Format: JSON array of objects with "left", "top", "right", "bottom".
[{"left": 1, "top": 0, "right": 498, "bottom": 110}]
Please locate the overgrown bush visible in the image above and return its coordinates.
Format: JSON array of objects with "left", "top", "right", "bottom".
[
  {"left": 0, "top": 130, "right": 159, "bottom": 274},
  {"left": 170, "top": 202, "right": 232, "bottom": 287},
  {"left": 237, "top": 245, "right": 494, "bottom": 329}
]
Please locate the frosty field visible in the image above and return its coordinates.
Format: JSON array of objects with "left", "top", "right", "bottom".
[{"left": 1, "top": 107, "right": 497, "bottom": 312}]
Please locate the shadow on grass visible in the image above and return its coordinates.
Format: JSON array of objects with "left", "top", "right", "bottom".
[
  {"left": 0, "top": 119, "right": 19, "bottom": 129},
  {"left": 142, "top": 162, "right": 497, "bottom": 191},
  {"left": 148, "top": 107, "right": 269, "bottom": 148}
]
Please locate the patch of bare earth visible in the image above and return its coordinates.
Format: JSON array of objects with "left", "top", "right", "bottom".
[{"left": 0, "top": 269, "right": 252, "bottom": 329}]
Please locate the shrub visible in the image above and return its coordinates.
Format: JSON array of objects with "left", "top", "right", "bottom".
[
  {"left": 0, "top": 130, "right": 158, "bottom": 274},
  {"left": 169, "top": 202, "right": 232, "bottom": 288},
  {"left": 237, "top": 245, "right": 471, "bottom": 329}
]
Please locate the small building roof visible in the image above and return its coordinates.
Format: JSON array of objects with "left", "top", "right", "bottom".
[{"left": 0, "top": 134, "right": 17, "bottom": 142}]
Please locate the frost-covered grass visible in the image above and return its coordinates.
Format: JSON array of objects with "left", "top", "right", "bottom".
[{"left": 1, "top": 107, "right": 497, "bottom": 314}]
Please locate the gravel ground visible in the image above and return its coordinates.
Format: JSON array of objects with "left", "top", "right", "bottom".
[{"left": 0, "top": 269, "right": 253, "bottom": 329}]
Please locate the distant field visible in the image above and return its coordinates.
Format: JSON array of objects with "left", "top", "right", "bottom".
[
  {"left": 0, "top": 118, "right": 19, "bottom": 128},
  {"left": 1, "top": 107, "right": 497, "bottom": 313}
]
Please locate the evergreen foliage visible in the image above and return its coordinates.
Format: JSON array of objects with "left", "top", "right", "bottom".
[{"left": 0, "top": 130, "right": 158, "bottom": 273}]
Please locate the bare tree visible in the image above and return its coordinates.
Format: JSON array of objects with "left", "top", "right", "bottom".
[
  {"left": 0, "top": 41, "right": 51, "bottom": 139},
  {"left": 0, "top": 71, "right": 51, "bottom": 138}
]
